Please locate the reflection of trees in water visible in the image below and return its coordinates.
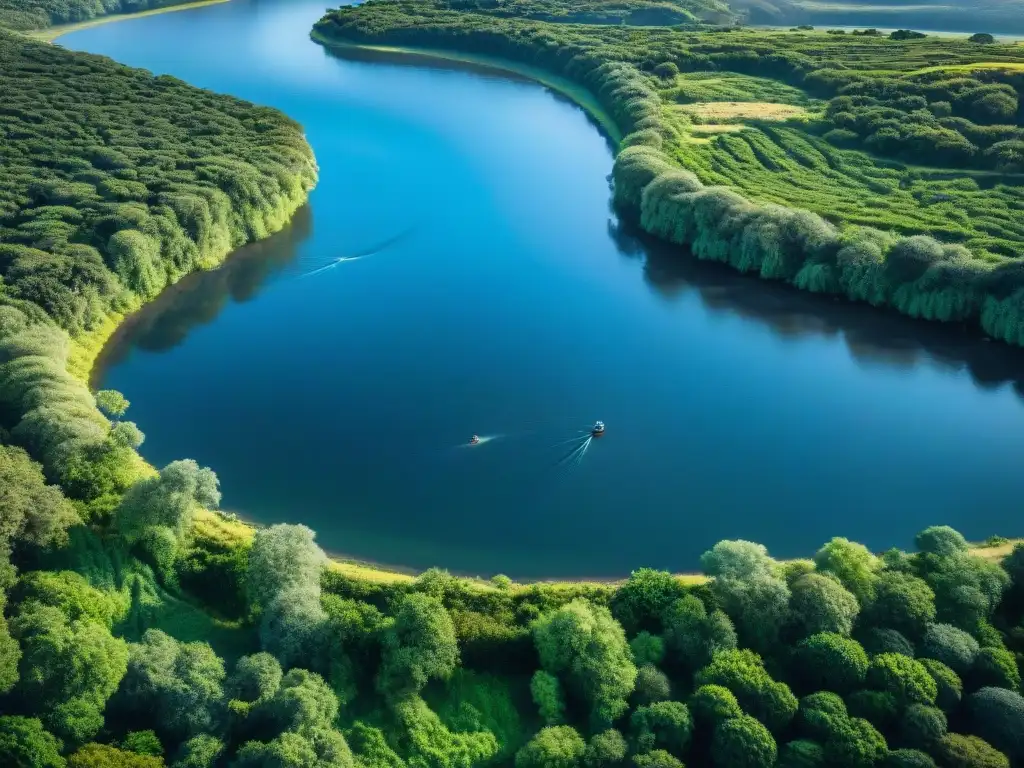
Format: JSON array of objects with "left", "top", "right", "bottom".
[
  {"left": 608, "top": 214, "right": 1024, "bottom": 399},
  {"left": 93, "top": 205, "right": 313, "bottom": 381}
]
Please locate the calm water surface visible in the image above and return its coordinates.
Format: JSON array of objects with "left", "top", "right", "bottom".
[{"left": 67, "top": 0, "right": 1024, "bottom": 577}]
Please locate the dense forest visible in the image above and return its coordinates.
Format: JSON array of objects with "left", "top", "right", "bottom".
[
  {"left": 313, "top": 0, "right": 1024, "bottom": 345},
  {"left": 0, "top": 0, "right": 203, "bottom": 32}
]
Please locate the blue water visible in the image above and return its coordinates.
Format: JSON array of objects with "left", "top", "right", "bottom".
[{"left": 67, "top": 0, "right": 1024, "bottom": 578}]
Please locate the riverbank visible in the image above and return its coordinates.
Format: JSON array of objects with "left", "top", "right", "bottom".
[
  {"left": 27, "top": 0, "right": 229, "bottom": 42},
  {"left": 309, "top": 32, "right": 623, "bottom": 147}
]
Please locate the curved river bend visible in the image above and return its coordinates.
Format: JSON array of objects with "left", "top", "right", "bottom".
[{"left": 66, "top": 0, "right": 1024, "bottom": 578}]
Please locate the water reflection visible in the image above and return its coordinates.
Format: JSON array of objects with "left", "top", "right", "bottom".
[
  {"left": 92, "top": 205, "right": 313, "bottom": 385},
  {"left": 609, "top": 214, "right": 1024, "bottom": 399}
]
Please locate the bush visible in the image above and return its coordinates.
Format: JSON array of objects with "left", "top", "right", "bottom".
[
  {"left": 933, "top": 734, "right": 1010, "bottom": 768},
  {"left": 867, "top": 653, "right": 938, "bottom": 707},
  {"left": 915, "top": 527, "right": 969, "bottom": 558},
  {"left": 632, "top": 750, "right": 683, "bottom": 768},
  {"left": 863, "top": 573, "right": 936, "bottom": 638},
  {"left": 900, "top": 704, "right": 947, "bottom": 751},
  {"left": 920, "top": 624, "right": 980, "bottom": 675},
  {"left": 696, "top": 649, "right": 797, "bottom": 732},
  {"left": 920, "top": 658, "right": 962, "bottom": 712},
  {"left": 967, "top": 688, "right": 1024, "bottom": 760},
  {"left": 531, "top": 671, "right": 565, "bottom": 725},
  {"left": 847, "top": 690, "right": 899, "bottom": 732},
  {"left": 824, "top": 717, "right": 888, "bottom": 768},
  {"left": 516, "top": 727, "right": 587, "bottom": 768},
  {"left": 776, "top": 739, "right": 825, "bottom": 768},
  {"left": 794, "top": 633, "right": 869, "bottom": 693},
  {"left": 611, "top": 570, "right": 687, "bottom": 634},
  {"left": 796, "top": 692, "right": 848, "bottom": 741},
  {"left": 862, "top": 628, "right": 915, "bottom": 658},
  {"left": 970, "top": 647, "right": 1020, "bottom": 692},
  {"left": 883, "top": 749, "right": 937, "bottom": 768},
  {"left": 711, "top": 714, "right": 777, "bottom": 768}
]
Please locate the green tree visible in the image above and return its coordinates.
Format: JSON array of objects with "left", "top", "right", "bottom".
[
  {"left": 227, "top": 653, "right": 283, "bottom": 712},
  {"left": 867, "top": 653, "right": 937, "bottom": 707},
  {"left": 11, "top": 601, "right": 128, "bottom": 745},
  {"left": 861, "top": 628, "right": 915, "bottom": 658},
  {"left": 970, "top": 647, "right": 1020, "bottom": 692},
  {"left": 516, "top": 726, "right": 586, "bottom": 768},
  {"left": 711, "top": 714, "right": 776, "bottom": 768},
  {"left": 121, "top": 731, "right": 162, "bottom": 757},
  {"left": 117, "top": 459, "right": 220, "bottom": 543},
  {"left": 629, "top": 632, "right": 664, "bottom": 666},
  {"left": 814, "top": 538, "right": 879, "bottom": 605},
  {"left": 378, "top": 593, "right": 459, "bottom": 700},
  {"left": 0, "top": 716, "right": 65, "bottom": 768},
  {"left": 847, "top": 690, "right": 898, "bottom": 732},
  {"left": 610, "top": 570, "right": 686, "bottom": 634},
  {"left": 920, "top": 624, "right": 979, "bottom": 675},
  {"left": 776, "top": 739, "right": 825, "bottom": 768},
  {"left": 261, "top": 669, "right": 339, "bottom": 733},
  {"left": 662, "top": 595, "right": 736, "bottom": 673},
  {"left": 796, "top": 692, "right": 848, "bottom": 742},
  {"left": 584, "top": 730, "right": 626, "bottom": 768},
  {"left": 67, "top": 744, "right": 163, "bottom": 768},
  {"left": 534, "top": 600, "right": 636, "bottom": 729},
  {"left": 689, "top": 684, "right": 741, "bottom": 727},
  {"left": 696, "top": 649, "right": 797, "bottom": 732},
  {"left": 900, "top": 704, "right": 946, "bottom": 751},
  {"left": 882, "top": 749, "right": 936, "bottom": 768},
  {"left": 245, "top": 524, "right": 325, "bottom": 611},
  {"left": 824, "top": 717, "right": 888, "bottom": 768},
  {"left": 531, "top": 671, "right": 565, "bottom": 725},
  {"left": 0, "top": 444, "right": 78, "bottom": 551},
  {"left": 863, "top": 572, "right": 936, "bottom": 638},
  {"left": 633, "top": 665, "right": 671, "bottom": 705},
  {"left": 629, "top": 701, "right": 692, "bottom": 756},
  {"left": 967, "top": 688, "right": 1024, "bottom": 761},
  {"left": 632, "top": 751, "right": 682, "bottom": 768},
  {"left": 919, "top": 658, "right": 962, "bottom": 712},
  {"left": 95, "top": 390, "right": 129, "bottom": 418},
  {"left": 793, "top": 633, "right": 869, "bottom": 693},
  {"left": 172, "top": 735, "right": 223, "bottom": 768},
  {"left": 117, "top": 629, "right": 225, "bottom": 741},
  {"left": 933, "top": 734, "right": 1010, "bottom": 768},
  {"left": 233, "top": 729, "right": 353, "bottom": 768},
  {"left": 915, "top": 527, "right": 968, "bottom": 558},
  {"left": 789, "top": 574, "right": 860, "bottom": 637}
]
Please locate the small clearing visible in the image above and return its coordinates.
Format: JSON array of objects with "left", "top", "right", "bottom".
[{"left": 678, "top": 101, "right": 811, "bottom": 124}]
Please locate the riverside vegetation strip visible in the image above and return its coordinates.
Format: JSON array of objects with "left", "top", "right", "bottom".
[
  {"left": 314, "top": 1, "right": 1024, "bottom": 345},
  {"left": 1, "top": 2, "right": 1024, "bottom": 768}
]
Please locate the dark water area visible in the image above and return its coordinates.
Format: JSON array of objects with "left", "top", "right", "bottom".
[{"left": 67, "top": 0, "right": 1024, "bottom": 578}]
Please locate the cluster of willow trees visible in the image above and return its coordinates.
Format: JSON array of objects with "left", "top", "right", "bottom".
[{"left": 314, "top": 1, "right": 1024, "bottom": 343}]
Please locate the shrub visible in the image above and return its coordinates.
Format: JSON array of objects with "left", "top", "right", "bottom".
[
  {"left": 794, "top": 633, "right": 869, "bottom": 693},
  {"left": 516, "top": 727, "right": 587, "bottom": 768},
  {"left": 711, "top": 714, "right": 777, "bottom": 768},
  {"left": 900, "top": 704, "right": 947, "bottom": 751},
  {"left": 611, "top": 570, "right": 686, "bottom": 635},
  {"left": 970, "top": 647, "right": 1020, "bottom": 692},
  {"left": 915, "top": 527, "right": 969, "bottom": 558},
  {"left": 920, "top": 659, "right": 962, "bottom": 712},
  {"left": 920, "top": 624, "right": 980, "bottom": 676},
  {"left": 883, "top": 749, "right": 937, "bottom": 768},
  {"left": 796, "top": 692, "right": 848, "bottom": 741},
  {"left": 531, "top": 671, "right": 565, "bottom": 725},
  {"left": 863, "top": 573, "right": 936, "bottom": 638},
  {"left": 776, "top": 739, "right": 825, "bottom": 768},
  {"left": 933, "top": 734, "right": 1010, "bottom": 768},
  {"left": 862, "top": 628, "right": 915, "bottom": 658},
  {"left": 967, "top": 688, "right": 1024, "bottom": 760},
  {"left": 696, "top": 649, "right": 797, "bottom": 732},
  {"left": 847, "top": 690, "right": 899, "bottom": 732},
  {"left": 824, "top": 717, "right": 888, "bottom": 768},
  {"left": 867, "top": 653, "right": 937, "bottom": 707}
]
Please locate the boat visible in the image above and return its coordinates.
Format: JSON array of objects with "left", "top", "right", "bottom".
[
  {"left": 469, "top": 435, "right": 481, "bottom": 445},
  {"left": 591, "top": 421, "right": 605, "bottom": 437}
]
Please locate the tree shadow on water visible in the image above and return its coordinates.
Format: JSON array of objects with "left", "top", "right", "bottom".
[
  {"left": 608, "top": 214, "right": 1024, "bottom": 400},
  {"left": 91, "top": 204, "right": 314, "bottom": 385}
]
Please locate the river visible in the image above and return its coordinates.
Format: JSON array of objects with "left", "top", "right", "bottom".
[{"left": 65, "top": 0, "right": 1024, "bottom": 578}]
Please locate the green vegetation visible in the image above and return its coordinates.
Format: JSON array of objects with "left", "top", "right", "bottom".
[
  {"left": 0, "top": 0, "right": 217, "bottom": 33},
  {"left": 314, "top": 0, "right": 1024, "bottom": 345}
]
